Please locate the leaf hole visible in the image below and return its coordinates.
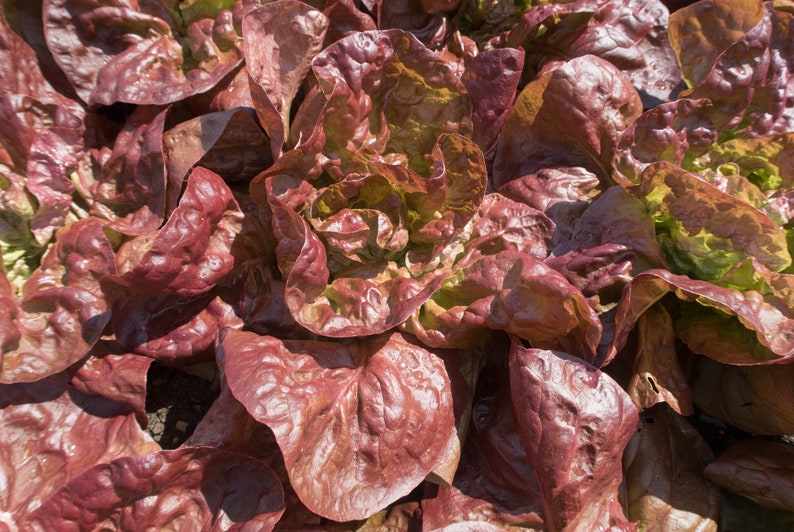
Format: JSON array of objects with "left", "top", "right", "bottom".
[{"left": 646, "top": 376, "right": 660, "bottom": 394}]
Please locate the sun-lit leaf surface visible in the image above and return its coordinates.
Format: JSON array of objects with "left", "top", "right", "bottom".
[
  {"left": 0, "top": 218, "right": 115, "bottom": 383},
  {"left": 43, "top": 0, "right": 248, "bottom": 105},
  {"left": 493, "top": 54, "right": 643, "bottom": 188},
  {"left": 0, "top": 377, "right": 159, "bottom": 528},
  {"left": 101, "top": 167, "right": 244, "bottom": 361},
  {"left": 243, "top": 1, "right": 328, "bottom": 157},
  {"left": 24, "top": 446, "right": 285, "bottom": 531},
  {"left": 509, "top": 341, "right": 639, "bottom": 530},
  {"left": 219, "top": 328, "right": 457, "bottom": 521},
  {"left": 3, "top": 0, "right": 794, "bottom": 528}
]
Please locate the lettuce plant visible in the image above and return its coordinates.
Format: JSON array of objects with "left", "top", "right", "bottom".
[{"left": 2, "top": 0, "right": 794, "bottom": 529}]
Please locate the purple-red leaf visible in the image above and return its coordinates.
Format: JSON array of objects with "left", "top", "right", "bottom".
[
  {"left": 243, "top": 1, "right": 328, "bottom": 158},
  {"left": 219, "top": 328, "right": 458, "bottom": 522},
  {"left": 493, "top": 55, "right": 643, "bottom": 188},
  {"left": 44, "top": 0, "right": 247, "bottom": 105},
  {"left": 101, "top": 167, "right": 243, "bottom": 361},
  {"left": 1, "top": 218, "right": 115, "bottom": 383},
  {"left": 0, "top": 377, "right": 159, "bottom": 527},
  {"left": 407, "top": 249, "right": 602, "bottom": 361},
  {"left": 609, "top": 268, "right": 794, "bottom": 366},
  {"left": 509, "top": 341, "right": 639, "bottom": 531},
  {"left": 422, "top": 356, "right": 545, "bottom": 529},
  {"left": 90, "top": 105, "right": 169, "bottom": 236},
  {"left": 163, "top": 108, "right": 272, "bottom": 188},
  {"left": 24, "top": 447, "right": 285, "bottom": 531},
  {"left": 509, "top": 0, "right": 682, "bottom": 107}
]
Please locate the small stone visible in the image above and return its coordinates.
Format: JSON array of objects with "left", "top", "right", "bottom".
[{"left": 175, "top": 420, "right": 189, "bottom": 432}]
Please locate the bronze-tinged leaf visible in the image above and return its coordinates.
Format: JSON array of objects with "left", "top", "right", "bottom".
[
  {"left": 668, "top": 0, "right": 766, "bottom": 88},
  {"left": 623, "top": 404, "right": 719, "bottom": 531},
  {"left": 705, "top": 439, "right": 794, "bottom": 513},
  {"left": 493, "top": 54, "right": 643, "bottom": 188},
  {"left": 0, "top": 378, "right": 158, "bottom": 527},
  {"left": 685, "top": 354, "right": 794, "bottom": 436},
  {"left": 627, "top": 304, "right": 693, "bottom": 415}
]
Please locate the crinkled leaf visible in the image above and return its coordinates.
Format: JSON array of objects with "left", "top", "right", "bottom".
[
  {"left": 616, "top": 97, "right": 718, "bottom": 184},
  {"left": 457, "top": 0, "right": 532, "bottom": 48},
  {"left": 609, "top": 268, "right": 794, "bottom": 366},
  {"left": 704, "top": 439, "right": 794, "bottom": 513},
  {"left": 684, "top": 353, "right": 794, "bottom": 436},
  {"left": 322, "top": 0, "right": 378, "bottom": 45},
  {"left": 103, "top": 166, "right": 241, "bottom": 299},
  {"left": 101, "top": 167, "right": 243, "bottom": 360},
  {"left": 24, "top": 446, "right": 285, "bottom": 531},
  {"left": 460, "top": 46, "right": 524, "bottom": 153},
  {"left": 622, "top": 404, "right": 719, "bottom": 531},
  {"left": 355, "top": 500, "right": 422, "bottom": 531},
  {"left": 0, "top": 22, "right": 77, "bottom": 110},
  {"left": 669, "top": 0, "right": 792, "bottom": 135},
  {"left": 262, "top": 134, "right": 485, "bottom": 337},
  {"left": 111, "top": 293, "right": 243, "bottom": 363},
  {"left": 508, "top": 0, "right": 682, "bottom": 107},
  {"left": 44, "top": 0, "right": 247, "bottom": 105},
  {"left": 219, "top": 329, "right": 457, "bottom": 522},
  {"left": 0, "top": 168, "right": 42, "bottom": 293},
  {"left": 308, "top": 29, "right": 472, "bottom": 174},
  {"left": 243, "top": 1, "right": 328, "bottom": 157},
  {"left": 421, "top": 355, "right": 545, "bottom": 529},
  {"left": 509, "top": 341, "right": 639, "bottom": 531},
  {"left": 375, "top": 0, "right": 453, "bottom": 48},
  {"left": 267, "top": 188, "right": 444, "bottom": 337},
  {"left": 689, "top": 132, "right": 794, "bottom": 192},
  {"left": 624, "top": 304, "right": 693, "bottom": 415},
  {"left": 668, "top": 0, "right": 766, "bottom": 88},
  {"left": 187, "top": 384, "right": 331, "bottom": 529},
  {"left": 498, "top": 166, "right": 602, "bottom": 244},
  {"left": 68, "top": 348, "right": 152, "bottom": 423},
  {"left": 546, "top": 186, "right": 666, "bottom": 301},
  {"left": 26, "top": 123, "right": 84, "bottom": 246},
  {"left": 407, "top": 249, "right": 602, "bottom": 361},
  {"left": 493, "top": 55, "right": 643, "bottom": 188},
  {"left": 1, "top": 218, "right": 115, "bottom": 383},
  {"left": 163, "top": 108, "right": 272, "bottom": 188},
  {"left": 0, "top": 377, "right": 158, "bottom": 527},
  {"left": 90, "top": 105, "right": 169, "bottom": 236},
  {"left": 636, "top": 161, "right": 791, "bottom": 280}
]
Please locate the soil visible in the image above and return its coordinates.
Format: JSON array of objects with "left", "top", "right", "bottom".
[
  {"left": 144, "top": 362, "right": 219, "bottom": 449},
  {"left": 143, "top": 360, "right": 772, "bottom": 454}
]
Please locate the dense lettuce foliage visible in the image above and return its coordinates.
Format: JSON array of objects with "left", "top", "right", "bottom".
[{"left": 2, "top": 0, "right": 794, "bottom": 529}]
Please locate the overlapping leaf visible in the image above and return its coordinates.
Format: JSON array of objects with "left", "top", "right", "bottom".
[
  {"left": 24, "top": 447, "right": 285, "bottom": 530},
  {"left": 493, "top": 54, "right": 643, "bottom": 188},
  {"left": 0, "top": 377, "right": 159, "bottom": 528},
  {"left": 43, "top": 0, "right": 249, "bottom": 106},
  {"left": 101, "top": 167, "right": 243, "bottom": 361},
  {"left": 509, "top": 340, "right": 639, "bottom": 530},
  {"left": 0, "top": 218, "right": 115, "bottom": 382},
  {"left": 219, "top": 328, "right": 457, "bottom": 521},
  {"left": 622, "top": 404, "right": 719, "bottom": 531}
]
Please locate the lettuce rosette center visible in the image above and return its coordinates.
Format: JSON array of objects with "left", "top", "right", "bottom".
[{"left": 251, "top": 30, "right": 483, "bottom": 337}]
